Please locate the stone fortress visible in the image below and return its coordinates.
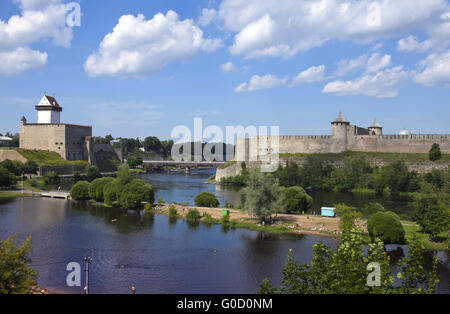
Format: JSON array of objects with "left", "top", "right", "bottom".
[
  {"left": 19, "top": 95, "right": 105, "bottom": 165},
  {"left": 235, "top": 112, "right": 450, "bottom": 162}
]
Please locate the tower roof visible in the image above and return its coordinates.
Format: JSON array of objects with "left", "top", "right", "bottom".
[
  {"left": 35, "top": 95, "right": 62, "bottom": 112},
  {"left": 369, "top": 119, "right": 382, "bottom": 128},
  {"left": 332, "top": 111, "right": 350, "bottom": 124}
]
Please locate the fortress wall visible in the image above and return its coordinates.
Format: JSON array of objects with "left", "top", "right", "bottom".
[
  {"left": 65, "top": 125, "right": 91, "bottom": 161},
  {"left": 348, "top": 134, "right": 450, "bottom": 154},
  {"left": 278, "top": 135, "right": 333, "bottom": 154},
  {"left": 20, "top": 124, "right": 66, "bottom": 159}
]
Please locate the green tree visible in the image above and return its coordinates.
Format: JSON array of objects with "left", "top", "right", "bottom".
[
  {"left": 362, "top": 202, "right": 386, "bottom": 217},
  {"left": 186, "top": 208, "right": 201, "bottom": 222},
  {"left": 117, "top": 165, "right": 132, "bottom": 186},
  {"left": 429, "top": 143, "right": 442, "bottom": 161},
  {"left": 283, "top": 186, "right": 313, "bottom": 214},
  {"left": 381, "top": 161, "right": 412, "bottom": 194},
  {"left": 331, "top": 157, "right": 373, "bottom": 192},
  {"left": 0, "top": 235, "right": 37, "bottom": 294},
  {"left": 413, "top": 196, "right": 450, "bottom": 241},
  {"left": 194, "top": 192, "right": 219, "bottom": 208},
  {"left": 0, "top": 167, "right": 17, "bottom": 187},
  {"left": 43, "top": 171, "right": 59, "bottom": 186},
  {"left": 0, "top": 159, "right": 23, "bottom": 176},
  {"left": 85, "top": 165, "right": 101, "bottom": 182},
  {"left": 118, "top": 179, "right": 155, "bottom": 209},
  {"left": 143, "top": 136, "right": 162, "bottom": 153},
  {"left": 103, "top": 179, "right": 122, "bottom": 206},
  {"left": 367, "top": 211, "right": 405, "bottom": 244},
  {"left": 127, "top": 154, "right": 143, "bottom": 168},
  {"left": 70, "top": 181, "right": 91, "bottom": 200},
  {"left": 335, "top": 204, "right": 361, "bottom": 233},
  {"left": 88, "top": 177, "right": 115, "bottom": 202},
  {"left": 23, "top": 161, "right": 38, "bottom": 175},
  {"left": 300, "top": 156, "right": 334, "bottom": 190},
  {"left": 242, "top": 169, "right": 284, "bottom": 220}
]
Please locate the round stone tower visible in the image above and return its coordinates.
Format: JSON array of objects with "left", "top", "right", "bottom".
[
  {"left": 369, "top": 119, "right": 383, "bottom": 136},
  {"left": 331, "top": 111, "right": 350, "bottom": 153}
]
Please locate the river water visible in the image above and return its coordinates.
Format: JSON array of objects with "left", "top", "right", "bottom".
[{"left": 0, "top": 168, "right": 448, "bottom": 294}]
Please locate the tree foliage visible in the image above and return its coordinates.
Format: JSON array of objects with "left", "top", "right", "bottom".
[
  {"left": 367, "top": 211, "right": 405, "bottom": 244},
  {"left": 413, "top": 196, "right": 450, "bottom": 241},
  {"left": 118, "top": 179, "right": 155, "bottom": 209},
  {"left": 242, "top": 169, "right": 284, "bottom": 220},
  {"left": 258, "top": 230, "right": 438, "bottom": 294},
  {"left": 0, "top": 167, "right": 17, "bottom": 187},
  {"left": 335, "top": 204, "right": 361, "bottom": 233},
  {"left": 0, "top": 235, "right": 37, "bottom": 294},
  {"left": 89, "top": 177, "right": 114, "bottom": 202},
  {"left": 194, "top": 192, "right": 219, "bottom": 208},
  {"left": 429, "top": 143, "right": 442, "bottom": 161},
  {"left": 70, "top": 181, "right": 91, "bottom": 200},
  {"left": 283, "top": 186, "right": 313, "bottom": 214}
]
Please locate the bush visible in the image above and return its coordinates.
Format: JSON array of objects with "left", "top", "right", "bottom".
[
  {"left": 44, "top": 171, "right": 59, "bottom": 185},
  {"left": 127, "top": 155, "right": 143, "bottom": 168},
  {"left": 283, "top": 186, "right": 313, "bottom": 213},
  {"left": 0, "top": 167, "right": 17, "bottom": 187},
  {"left": 103, "top": 180, "right": 121, "bottom": 206},
  {"left": 157, "top": 197, "right": 165, "bottom": 204},
  {"left": 89, "top": 177, "right": 115, "bottom": 202},
  {"left": 362, "top": 202, "right": 386, "bottom": 217},
  {"left": 118, "top": 179, "right": 155, "bottom": 209},
  {"left": 0, "top": 159, "right": 23, "bottom": 176},
  {"left": 429, "top": 143, "right": 442, "bottom": 161},
  {"left": 23, "top": 161, "right": 38, "bottom": 175},
  {"left": 70, "top": 181, "right": 91, "bottom": 200},
  {"left": 86, "top": 165, "right": 101, "bottom": 181},
  {"left": 367, "top": 211, "right": 405, "bottom": 244},
  {"left": 223, "top": 201, "right": 234, "bottom": 209},
  {"left": 202, "top": 213, "right": 214, "bottom": 224},
  {"left": 413, "top": 196, "right": 450, "bottom": 240},
  {"left": 168, "top": 205, "right": 178, "bottom": 218},
  {"left": 194, "top": 192, "right": 219, "bottom": 208},
  {"left": 186, "top": 208, "right": 201, "bottom": 222}
]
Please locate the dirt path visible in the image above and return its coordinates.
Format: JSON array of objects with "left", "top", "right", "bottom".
[{"left": 156, "top": 204, "right": 348, "bottom": 237}]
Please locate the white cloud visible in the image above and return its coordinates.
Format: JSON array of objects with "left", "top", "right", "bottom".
[
  {"left": 335, "top": 52, "right": 391, "bottom": 77},
  {"left": 0, "top": 0, "right": 74, "bottom": 76},
  {"left": 199, "top": 8, "right": 217, "bottom": 26},
  {"left": 292, "top": 65, "right": 325, "bottom": 84},
  {"left": 0, "top": 47, "right": 47, "bottom": 76},
  {"left": 397, "top": 36, "right": 434, "bottom": 53},
  {"left": 220, "top": 61, "right": 236, "bottom": 72},
  {"left": 235, "top": 74, "right": 288, "bottom": 92},
  {"left": 216, "top": 0, "right": 449, "bottom": 59},
  {"left": 85, "top": 11, "right": 222, "bottom": 78},
  {"left": 323, "top": 66, "right": 409, "bottom": 98},
  {"left": 413, "top": 50, "right": 450, "bottom": 87}
]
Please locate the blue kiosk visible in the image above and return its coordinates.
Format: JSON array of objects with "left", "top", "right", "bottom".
[{"left": 321, "top": 207, "right": 336, "bottom": 218}]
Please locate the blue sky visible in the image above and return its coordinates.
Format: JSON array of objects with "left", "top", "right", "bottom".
[{"left": 0, "top": 0, "right": 449, "bottom": 140}]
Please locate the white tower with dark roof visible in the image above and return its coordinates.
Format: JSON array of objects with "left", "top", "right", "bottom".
[{"left": 36, "top": 95, "right": 63, "bottom": 124}]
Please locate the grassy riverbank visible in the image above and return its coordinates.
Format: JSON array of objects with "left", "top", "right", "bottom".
[{"left": 0, "top": 191, "right": 31, "bottom": 199}]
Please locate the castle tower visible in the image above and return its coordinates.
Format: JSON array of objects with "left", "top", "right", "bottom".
[
  {"left": 35, "top": 95, "right": 62, "bottom": 124},
  {"left": 369, "top": 119, "right": 383, "bottom": 136},
  {"left": 331, "top": 111, "right": 350, "bottom": 153}
]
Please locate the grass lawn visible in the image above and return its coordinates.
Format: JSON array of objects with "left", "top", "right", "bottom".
[
  {"left": 401, "top": 220, "right": 449, "bottom": 251},
  {"left": 0, "top": 191, "right": 31, "bottom": 199},
  {"left": 17, "top": 149, "right": 89, "bottom": 167}
]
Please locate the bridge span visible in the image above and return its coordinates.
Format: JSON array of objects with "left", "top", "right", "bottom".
[{"left": 142, "top": 160, "right": 225, "bottom": 173}]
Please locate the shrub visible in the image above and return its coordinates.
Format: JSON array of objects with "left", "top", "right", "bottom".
[
  {"left": 157, "top": 197, "right": 166, "bottom": 204},
  {"left": 44, "top": 171, "right": 59, "bottom": 185},
  {"left": 86, "top": 165, "right": 101, "bottom": 181},
  {"left": 0, "top": 167, "right": 17, "bottom": 187},
  {"left": 221, "top": 214, "right": 230, "bottom": 225},
  {"left": 70, "top": 181, "right": 91, "bottom": 200},
  {"left": 194, "top": 192, "right": 219, "bottom": 208},
  {"left": 127, "top": 155, "right": 143, "bottom": 168},
  {"left": 23, "top": 161, "right": 38, "bottom": 175},
  {"left": 367, "top": 211, "right": 405, "bottom": 244},
  {"left": 429, "top": 143, "right": 442, "bottom": 161},
  {"left": 118, "top": 179, "right": 155, "bottom": 209},
  {"left": 413, "top": 196, "right": 450, "bottom": 240},
  {"left": 168, "top": 205, "right": 178, "bottom": 218},
  {"left": 73, "top": 171, "right": 83, "bottom": 183},
  {"left": 89, "top": 177, "right": 115, "bottom": 202},
  {"left": 144, "top": 203, "right": 153, "bottom": 212},
  {"left": 186, "top": 208, "right": 201, "bottom": 222},
  {"left": 283, "top": 186, "right": 313, "bottom": 214},
  {"left": 202, "top": 213, "right": 214, "bottom": 224},
  {"left": 0, "top": 159, "right": 23, "bottom": 176},
  {"left": 103, "top": 180, "right": 121, "bottom": 206},
  {"left": 223, "top": 201, "right": 234, "bottom": 209},
  {"left": 362, "top": 202, "right": 386, "bottom": 217}
]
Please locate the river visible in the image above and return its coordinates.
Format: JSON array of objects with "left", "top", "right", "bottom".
[{"left": 0, "top": 168, "right": 448, "bottom": 294}]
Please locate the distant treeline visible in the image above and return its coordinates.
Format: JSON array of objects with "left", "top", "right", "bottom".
[{"left": 0, "top": 132, "right": 19, "bottom": 147}]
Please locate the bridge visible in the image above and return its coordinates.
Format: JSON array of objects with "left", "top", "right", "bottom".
[
  {"left": 40, "top": 191, "right": 71, "bottom": 199},
  {"left": 142, "top": 160, "right": 225, "bottom": 174}
]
